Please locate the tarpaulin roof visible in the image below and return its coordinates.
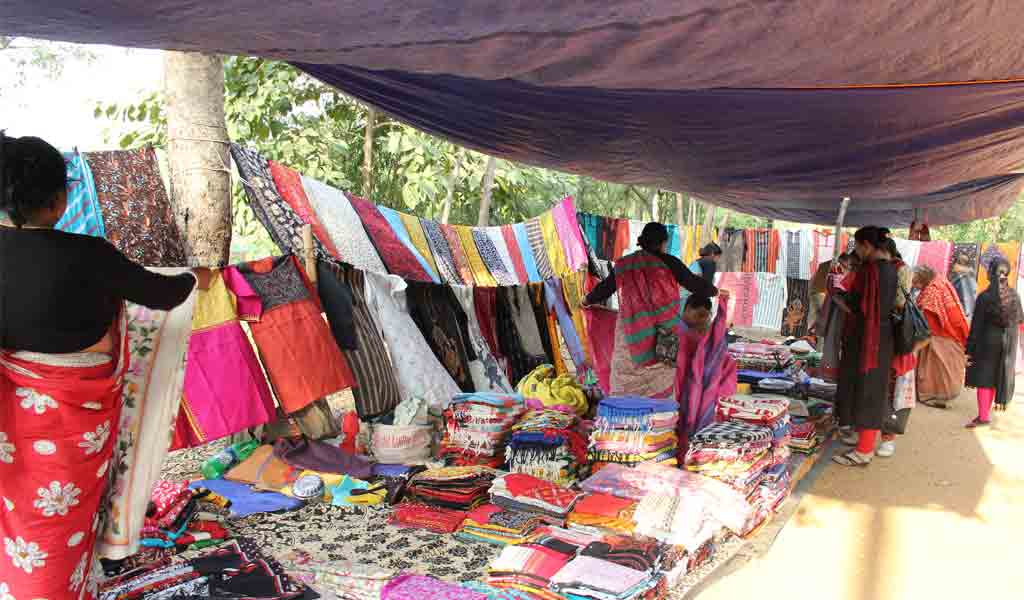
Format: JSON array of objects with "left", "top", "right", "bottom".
[{"left": 5, "top": 1, "right": 1024, "bottom": 225}]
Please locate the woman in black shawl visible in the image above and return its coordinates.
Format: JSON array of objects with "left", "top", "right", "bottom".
[{"left": 965, "top": 257, "right": 1022, "bottom": 427}]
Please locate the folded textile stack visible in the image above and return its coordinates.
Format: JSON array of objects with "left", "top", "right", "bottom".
[
  {"left": 566, "top": 492, "right": 638, "bottom": 537},
  {"left": 278, "top": 549, "right": 395, "bottom": 600},
  {"left": 489, "top": 472, "right": 582, "bottom": 525},
  {"left": 389, "top": 502, "right": 469, "bottom": 534},
  {"left": 140, "top": 481, "right": 231, "bottom": 551},
  {"left": 806, "top": 377, "right": 837, "bottom": 399},
  {"left": 485, "top": 543, "right": 573, "bottom": 599},
  {"left": 457, "top": 503, "right": 545, "bottom": 546},
  {"left": 684, "top": 421, "right": 773, "bottom": 496},
  {"left": 589, "top": 396, "right": 679, "bottom": 472},
  {"left": 505, "top": 409, "right": 589, "bottom": 486},
  {"left": 441, "top": 393, "right": 526, "bottom": 467},
  {"left": 550, "top": 555, "right": 664, "bottom": 600},
  {"left": 632, "top": 493, "right": 720, "bottom": 554},
  {"left": 716, "top": 394, "right": 791, "bottom": 468},
  {"left": 728, "top": 341, "right": 792, "bottom": 371},
  {"left": 580, "top": 534, "right": 664, "bottom": 574},
  {"left": 789, "top": 419, "right": 819, "bottom": 453},
  {"left": 405, "top": 465, "right": 499, "bottom": 511}
]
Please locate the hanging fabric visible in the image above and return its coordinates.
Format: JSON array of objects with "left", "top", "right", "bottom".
[
  {"left": 297, "top": 174, "right": 384, "bottom": 271},
  {"left": 405, "top": 281, "right": 478, "bottom": 393},
  {"left": 349, "top": 194, "right": 433, "bottom": 282},
  {"left": 544, "top": 278, "right": 587, "bottom": 372},
  {"left": 715, "top": 272, "right": 759, "bottom": 327},
  {"left": 379, "top": 206, "right": 440, "bottom": 282},
  {"left": 319, "top": 261, "right": 403, "bottom": 419},
  {"left": 477, "top": 226, "right": 519, "bottom": 285},
  {"left": 525, "top": 217, "right": 556, "bottom": 280},
  {"left": 893, "top": 238, "right": 922, "bottom": 268},
  {"left": 399, "top": 211, "right": 441, "bottom": 278},
  {"left": 472, "top": 286, "right": 502, "bottom": 358},
  {"left": 553, "top": 197, "right": 589, "bottom": 272},
  {"left": 978, "top": 242, "right": 1021, "bottom": 291},
  {"left": 916, "top": 240, "right": 953, "bottom": 277},
  {"left": 450, "top": 225, "right": 496, "bottom": 286},
  {"left": 98, "top": 274, "right": 195, "bottom": 560},
  {"left": 55, "top": 150, "right": 105, "bottom": 238},
  {"left": 612, "top": 218, "right": 631, "bottom": 260},
  {"left": 541, "top": 209, "right": 570, "bottom": 277},
  {"left": 503, "top": 224, "right": 535, "bottom": 282},
  {"left": 172, "top": 269, "right": 276, "bottom": 449},
  {"left": 269, "top": 160, "right": 341, "bottom": 259},
  {"left": 235, "top": 255, "right": 356, "bottom": 413},
  {"left": 362, "top": 270, "right": 461, "bottom": 410},
  {"left": 751, "top": 272, "right": 788, "bottom": 331},
  {"left": 718, "top": 228, "right": 746, "bottom": 273},
  {"left": 495, "top": 286, "right": 548, "bottom": 384},
  {"left": 451, "top": 286, "right": 514, "bottom": 393},
  {"left": 781, "top": 278, "right": 811, "bottom": 337},
  {"left": 421, "top": 218, "right": 465, "bottom": 285},
  {"left": 87, "top": 147, "right": 187, "bottom": 266},
  {"left": 441, "top": 223, "right": 477, "bottom": 284}
]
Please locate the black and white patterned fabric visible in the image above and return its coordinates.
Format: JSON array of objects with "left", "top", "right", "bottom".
[{"left": 690, "top": 421, "right": 772, "bottom": 447}]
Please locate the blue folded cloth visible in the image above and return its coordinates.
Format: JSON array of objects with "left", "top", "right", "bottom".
[{"left": 189, "top": 479, "right": 303, "bottom": 518}]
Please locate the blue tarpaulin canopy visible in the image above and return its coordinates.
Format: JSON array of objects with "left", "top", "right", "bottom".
[{"left": 4, "top": 1, "right": 1024, "bottom": 225}]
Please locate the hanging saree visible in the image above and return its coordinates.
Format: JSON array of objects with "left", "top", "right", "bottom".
[
  {"left": 422, "top": 219, "right": 465, "bottom": 285},
  {"left": 511, "top": 224, "right": 541, "bottom": 282},
  {"left": 378, "top": 207, "right": 439, "bottom": 282},
  {"left": 406, "top": 281, "right": 478, "bottom": 393},
  {"left": 483, "top": 226, "right": 522, "bottom": 285},
  {"left": 473, "top": 228, "right": 517, "bottom": 286},
  {"left": 400, "top": 212, "right": 440, "bottom": 278},
  {"left": 525, "top": 218, "right": 555, "bottom": 280},
  {"left": 441, "top": 224, "right": 477, "bottom": 285},
  {"left": 452, "top": 286, "right": 514, "bottom": 393},
  {"left": 718, "top": 228, "right": 746, "bottom": 273},
  {"left": 978, "top": 242, "right": 1020, "bottom": 291},
  {"left": 349, "top": 195, "right": 432, "bottom": 282},
  {"left": 676, "top": 300, "right": 737, "bottom": 455},
  {"left": 584, "top": 307, "right": 617, "bottom": 394},
  {"left": 916, "top": 241, "right": 953, "bottom": 277},
  {"left": 497, "top": 226, "right": 529, "bottom": 284},
  {"left": 300, "top": 175, "right": 386, "bottom": 271},
  {"left": 452, "top": 226, "right": 497, "bottom": 287},
  {"left": 540, "top": 210, "right": 570, "bottom": 277},
  {"left": 55, "top": 151, "right": 105, "bottom": 238},
  {"left": 781, "top": 278, "right": 810, "bottom": 338},
  {"left": 99, "top": 280, "right": 195, "bottom": 560},
  {"left": 553, "top": 198, "right": 588, "bottom": 273},
  {"left": 268, "top": 161, "right": 342, "bottom": 260},
  {"left": 543, "top": 279, "right": 586, "bottom": 372},
  {"left": 1, "top": 314, "right": 129, "bottom": 600}
]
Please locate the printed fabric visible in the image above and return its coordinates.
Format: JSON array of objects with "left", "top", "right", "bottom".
[
  {"left": 268, "top": 160, "right": 341, "bottom": 259},
  {"left": 452, "top": 286, "right": 514, "bottom": 393},
  {"left": 55, "top": 150, "right": 104, "bottom": 237},
  {"left": 751, "top": 272, "right": 788, "bottom": 331},
  {"left": 512, "top": 223, "right": 542, "bottom": 282},
  {"left": 540, "top": 210, "right": 569, "bottom": 277},
  {"left": 237, "top": 256, "right": 356, "bottom": 413},
  {"left": 362, "top": 271, "right": 462, "bottom": 410},
  {"left": 297, "top": 174, "right": 386, "bottom": 271},
  {"left": 382, "top": 574, "right": 487, "bottom": 600},
  {"left": 87, "top": 147, "right": 187, "bottom": 266},
  {"left": 406, "top": 281, "right": 478, "bottom": 393},
  {"left": 380, "top": 207, "right": 439, "bottom": 282},
  {"left": 231, "top": 144, "right": 325, "bottom": 259},
  {"left": 949, "top": 243, "right": 980, "bottom": 277},
  {"left": 1, "top": 314, "right": 130, "bottom": 600},
  {"left": 442, "top": 224, "right": 477, "bottom": 285},
  {"left": 781, "top": 278, "right": 811, "bottom": 337},
  {"left": 917, "top": 240, "right": 953, "bottom": 277},
  {"left": 454, "top": 226, "right": 497, "bottom": 287},
  {"left": 978, "top": 242, "right": 1020, "bottom": 291},
  {"left": 400, "top": 211, "right": 441, "bottom": 278},
  {"left": 473, "top": 228, "right": 518, "bottom": 286},
  {"left": 718, "top": 228, "right": 746, "bottom": 273},
  {"left": 422, "top": 218, "right": 465, "bottom": 285},
  {"left": 98, "top": 278, "right": 195, "bottom": 560},
  {"left": 715, "top": 272, "right": 759, "bottom": 327},
  {"left": 614, "top": 250, "right": 684, "bottom": 365},
  {"left": 525, "top": 218, "right": 555, "bottom": 280},
  {"left": 348, "top": 194, "right": 433, "bottom": 282},
  {"left": 543, "top": 278, "right": 587, "bottom": 371},
  {"left": 676, "top": 300, "right": 737, "bottom": 451}
]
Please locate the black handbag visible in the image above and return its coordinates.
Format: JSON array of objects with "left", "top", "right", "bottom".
[{"left": 893, "top": 284, "right": 931, "bottom": 355}]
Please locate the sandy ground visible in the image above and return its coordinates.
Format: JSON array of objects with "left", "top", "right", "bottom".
[{"left": 694, "top": 379, "right": 1024, "bottom": 600}]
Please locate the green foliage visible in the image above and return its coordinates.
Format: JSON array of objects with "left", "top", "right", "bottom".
[
  {"left": 0, "top": 36, "right": 95, "bottom": 94},
  {"left": 930, "top": 197, "right": 1024, "bottom": 243}
]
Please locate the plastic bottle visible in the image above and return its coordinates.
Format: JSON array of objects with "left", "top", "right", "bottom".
[{"left": 200, "top": 439, "right": 259, "bottom": 480}]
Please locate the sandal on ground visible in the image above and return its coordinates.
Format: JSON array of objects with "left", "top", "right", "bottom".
[
  {"left": 840, "top": 431, "right": 859, "bottom": 446},
  {"left": 832, "top": 450, "right": 872, "bottom": 467},
  {"left": 965, "top": 417, "right": 991, "bottom": 429}
]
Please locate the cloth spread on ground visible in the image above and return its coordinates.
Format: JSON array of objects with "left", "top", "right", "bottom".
[
  {"left": 273, "top": 437, "right": 373, "bottom": 479},
  {"left": 86, "top": 147, "right": 187, "bottom": 266},
  {"left": 55, "top": 150, "right": 105, "bottom": 237}
]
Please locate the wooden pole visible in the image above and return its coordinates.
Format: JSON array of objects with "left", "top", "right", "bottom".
[
  {"left": 477, "top": 156, "right": 497, "bottom": 227},
  {"left": 302, "top": 224, "right": 316, "bottom": 283},
  {"left": 834, "top": 197, "right": 850, "bottom": 259},
  {"left": 649, "top": 189, "right": 660, "bottom": 222}
]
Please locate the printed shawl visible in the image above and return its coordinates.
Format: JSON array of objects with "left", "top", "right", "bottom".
[
  {"left": 442, "top": 224, "right": 477, "bottom": 285},
  {"left": 917, "top": 277, "right": 970, "bottom": 346},
  {"left": 422, "top": 218, "right": 465, "bottom": 285},
  {"left": 268, "top": 160, "right": 341, "bottom": 259},
  {"left": 614, "top": 250, "right": 683, "bottom": 365},
  {"left": 400, "top": 211, "right": 440, "bottom": 278},
  {"left": 455, "top": 225, "right": 498, "bottom": 287},
  {"left": 349, "top": 194, "right": 432, "bottom": 282},
  {"left": 525, "top": 218, "right": 555, "bottom": 280},
  {"left": 380, "top": 207, "right": 439, "bottom": 282}
]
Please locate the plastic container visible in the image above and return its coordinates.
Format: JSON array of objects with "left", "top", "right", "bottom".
[{"left": 200, "top": 439, "right": 259, "bottom": 479}]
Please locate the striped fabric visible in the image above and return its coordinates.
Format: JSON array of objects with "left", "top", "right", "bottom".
[
  {"left": 752, "top": 272, "right": 788, "bottom": 331},
  {"left": 55, "top": 151, "right": 104, "bottom": 237},
  {"left": 540, "top": 210, "right": 570, "bottom": 277},
  {"left": 614, "top": 250, "right": 684, "bottom": 365},
  {"left": 455, "top": 225, "right": 497, "bottom": 286},
  {"left": 485, "top": 226, "right": 523, "bottom": 285},
  {"left": 441, "top": 223, "right": 476, "bottom": 284},
  {"left": 379, "top": 206, "right": 439, "bottom": 282},
  {"left": 400, "top": 211, "right": 440, "bottom": 276},
  {"left": 268, "top": 161, "right": 340, "bottom": 259},
  {"left": 501, "top": 224, "right": 531, "bottom": 283},
  {"left": 525, "top": 217, "right": 555, "bottom": 280},
  {"left": 472, "top": 227, "right": 518, "bottom": 285},
  {"left": 512, "top": 223, "right": 542, "bottom": 282}
]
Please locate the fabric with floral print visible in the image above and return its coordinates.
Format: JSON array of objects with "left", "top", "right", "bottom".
[
  {"left": 0, "top": 312, "right": 132, "bottom": 599},
  {"left": 84, "top": 147, "right": 187, "bottom": 266},
  {"left": 298, "top": 173, "right": 388, "bottom": 272},
  {"left": 97, "top": 276, "right": 196, "bottom": 560}
]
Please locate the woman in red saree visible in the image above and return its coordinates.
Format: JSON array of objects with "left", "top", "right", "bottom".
[
  {"left": 1, "top": 135, "right": 207, "bottom": 599},
  {"left": 913, "top": 265, "right": 970, "bottom": 409}
]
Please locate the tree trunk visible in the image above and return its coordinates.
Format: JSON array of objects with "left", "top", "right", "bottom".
[
  {"left": 477, "top": 156, "right": 498, "bottom": 227},
  {"left": 688, "top": 196, "right": 697, "bottom": 227},
  {"left": 362, "top": 107, "right": 377, "bottom": 197},
  {"left": 164, "top": 51, "right": 231, "bottom": 266},
  {"left": 441, "top": 151, "right": 461, "bottom": 224},
  {"left": 649, "top": 189, "right": 660, "bottom": 222}
]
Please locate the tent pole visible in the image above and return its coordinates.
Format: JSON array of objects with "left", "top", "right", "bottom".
[
  {"left": 834, "top": 197, "right": 850, "bottom": 259},
  {"left": 302, "top": 224, "right": 317, "bottom": 284}
]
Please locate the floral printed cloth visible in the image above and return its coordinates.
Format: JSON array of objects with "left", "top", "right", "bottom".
[
  {"left": 382, "top": 574, "right": 488, "bottom": 600},
  {"left": 87, "top": 147, "right": 186, "bottom": 266}
]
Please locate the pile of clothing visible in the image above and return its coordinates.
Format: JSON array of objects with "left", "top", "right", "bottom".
[
  {"left": 788, "top": 420, "right": 819, "bottom": 454},
  {"left": 99, "top": 538, "right": 313, "bottom": 599},
  {"left": 743, "top": 463, "right": 792, "bottom": 536},
  {"left": 727, "top": 341, "right": 792, "bottom": 372},
  {"left": 389, "top": 501, "right": 469, "bottom": 534},
  {"left": 589, "top": 396, "right": 679, "bottom": 472},
  {"left": 566, "top": 492, "right": 638, "bottom": 537},
  {"left": 441, "top": 393, "right": 525, "bottom": 467},
  {"left": 484, "top": 527, "right": 598, "bottom": 599},
  {"left": 684, "top": 421, "right": 773, "bottom": 497},
  {"left": 550, "top": 554, "right": 665, "bottom": 600},
  {"left": 139, "top": 482, "right": 231, "bottom": 552},
  {"left": 717, "top": 394, "right": 791, "bottom": 470},
  {"left": 517, "top": 364, "right": 589, "bottom": 416},
  {"left": 505, "top": 409, "right": 589, "bottom": 486},
  {"left": 489, "top": 473, "right": 582, "bottom": 525},
  {"left": 396, "top": 465, "right": 499, "bottom": 532},
  {"left": 457, "top": 503, "right": 545, "bottom": 545},
  {"left": 278, "top": 549, "right": 395, "bottom": 600}
]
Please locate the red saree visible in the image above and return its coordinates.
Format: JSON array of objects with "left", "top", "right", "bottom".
[{"left": 1, "top": 318, "right": 129, "bottom": 600}]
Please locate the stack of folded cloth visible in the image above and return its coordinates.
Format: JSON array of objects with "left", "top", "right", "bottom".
[
  {"left": 788, "top": 420, "right": 819, "bottom": 453},
  {"left": 485, "top": 542, "right": 573, "bottom": 599},
  {"left": 632, "top": 493, "right": 720, "bottom": 555},
  {"left": 389, "top": 502, "right": 469, "bottom": 534},
  {"left": 457, "top": 503, "right": 545, "bottom": 546},
  {"left": 505, "top": 409, "right": 589, "bottom": 486},
  {"left": 580, "top": 534, "right": 664, "bottom": 574},
  {"left": 684, "top": 421, "right": 773, "bottom": 496},
  {"left": 728, "top": 342, "right": 792, "bottom": 371},
  {"left": 806, "top": 377, "right": 837, "bottom": 399},
  {"left": 489, "top": 473, "right": 582, "bottom": 525},
  {"left": 404, "top": 465, "right": 498, "bottom": 510},
  {"left": 549, "top": 555, "right": 665, "bottom": 600},
  {"left": 441, "top": 393, "right": 526, "bottom": 467},
  {"left": 717, "top": 394, "right": 791, "bottom": 468},
  {"left": 140, "top": 481, "right": 231, "bottom": 551},
  {"left": 278, "top": 549, "right": 395, "bottom": 600},
  {"left": 589, "top": 396, "right": 679, "bottom": 472},
  {"left": 566, "top": 492, "right": 638, "bottom": 537}
]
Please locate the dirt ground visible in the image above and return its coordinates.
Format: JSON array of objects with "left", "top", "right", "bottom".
[{"left": 693, "top": 378, "right": 1024, "bottom": 600}]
